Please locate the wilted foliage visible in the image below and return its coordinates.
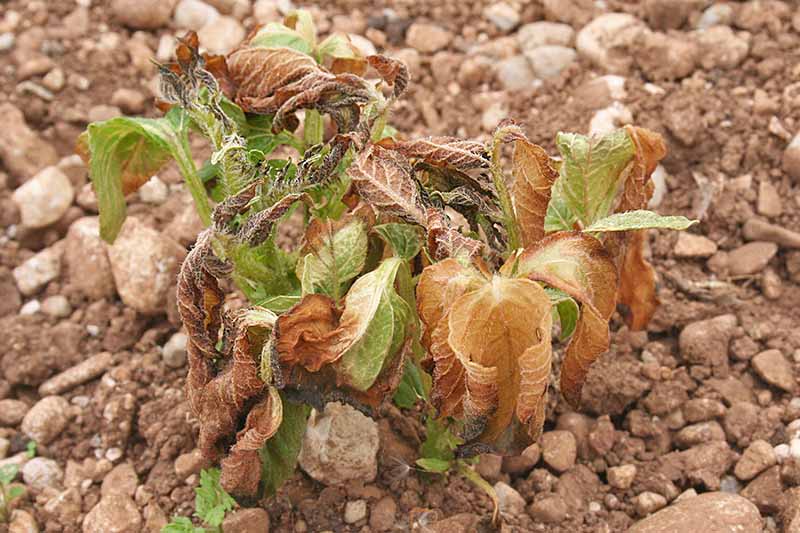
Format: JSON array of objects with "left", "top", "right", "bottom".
[{"left": 79, "top": 9, "right": 696, "bottom": 512}]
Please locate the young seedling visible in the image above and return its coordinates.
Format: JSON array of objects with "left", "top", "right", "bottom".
[
  {"left": 163, "top": 468, "right": 236, "bottom": 533},
  {"left": 80, "top": 9, "right": 695, "bottom": 524},
  {"left": 0, "top": 465, "right": 24, "bottom": 523}
]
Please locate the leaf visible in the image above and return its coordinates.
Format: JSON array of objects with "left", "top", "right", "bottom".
[
  {"left": 424, "top": 208, "right": 482, "bottom": 262},
  {"left": 547, "top": 289, "right": 579, "bottom": 341},
  {"left": 297, "top": 215, "right": 368, "bottom": 299},
  {"left": 230, "top": 239, "right": 298, "bottom": 303},
  {"left": 544, "top": 129, "right": 636, "bottom": 231},
  {"left": 195, "top": 469, "right": 235, "bottom": 528},
  {"left": 378, "top": 137, "right": 488, "bottom": 172},
  {"left": 257, "top": 294, "right": 302, "bottom": 313},
  {"left": 348, "top": 144, "right": 426, "bottom": 225},
  {"left": 585, "top": 210, "right": 697, "bottom": 232},
  {"left": 416, "top": 457, "right": 452, "bottom": 473},
  {"left": 259, "top": 393, "right": 311, "bottom": 496},
  {"left": 502, "top": 233, "right": 618, "bottom": 408},
  {"left": 374, "top": 223, "right": 422, "bottom": 261},
  {"left": 162, "top": 517, "right": 205, "bottom": 533},
  {"left": 285, "top": 9, "right": 317, "bottom": 51},
  {"left": 79, "top": 109, "right": 194, "bottom": 242},
  {"left": 275, "top": 293, "right": 342, "bottom": 372},
  {"left": 511, "top": 137, "right": 559, "bottom": 247},
  {"left": 447, "top": 276, "right": 553, "bottom": 445},
  {"left": 366, "top": 55, "right": 409, "bottom": 97},
  {"left": 420, "top": 416, "right": 462, "bottom": 463},
  {"left": 0, "top": 464, "right": 18, "bottom": 485},
  {"left": 6, "top": 485, "right": 24, "bottom": 500},
  {"left": 393, "top": 358, "right": 430, "bottom": 408},
  {"left": 250, "top": 23, "right": 314, "bottom": 54},
  {"left": 617, "top": 230, "right": 658, "bottom": 330}
]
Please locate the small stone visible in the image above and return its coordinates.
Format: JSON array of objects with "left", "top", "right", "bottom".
[
  {"left": 369, "top": 497, "right": 396, "bottom": 532},
  {"left": 502, "top": 443, "right": 541, "bottom": 476},
  {"left": 494, "top": 481, "right": 526, "bottom": 516},
  {"left": 38, "top": 352, "right": 113, "bottom": 396},
  {"left": 576, "top": 13, "right": 646, "bottom": 73},
  {"left": 682, "top": 398, "right": 725, "bottom": 423},
  {"left": 757, "top": 181, "right": 782, "bottom": 217},
  {"left": 41, "top": 295, "right": 71, "bottom": 318},
  {"left": 19, "top": 300, "right": 41, "bottom": 316},
  {"left": 108, "top": 218, "right": 186, "bottom": 315},
  {"left": 221, "top": 508, "right": 270, "bottom": 533},
  {"left": 634, "top": 30, "right": 698, "bottom": 81},
  {"left": 525, "top": 45, "right": 577, "bottom": 79},
  {"left": 111, "top": 0, "right": 177, "bottom": 29},
  {"left": 0, "top": 399, "right": 29, "bottom": 426},
  {"left": 636, "top": 492, "right": 667, "bottom": 517},
  {"left": 344, "top": 500, "right": 368, "bottom": 524},
  {"left": 0, "top": 103, "right": 59, "bottom": 181},
  {"left": 9, "top": 510, "right": 38, "bottom": 533},
  {"left": 742, "top": 219, "right": 800, "bottom": 249},
  {"left": 674, "top": 421, "right": 726, "bottom": 449},
  {"left": 630, "top": 492, "right": 762, "bottom": 533},
  {"left": 540, "top": 430, "right": 577, "bottom": 473},
  {"left": 42, "top": 68, "right": 65, "bottom": 92},
  {"left": 674, "top": 233, "right": 717, "bottom": 258},
  {"left": 197, "top": 15, "right": 246, "bottom": 54},
  {"left": 517, "top": 22, "right": 574, "bottom": 52},
  {"left": 735, "top": 440, "right": 777, "bottom": 481},
  {"left": 607, "top": 464, "right": 637, "bottom": 489},
  {"left": 13, "top": 245, "right": 62, "bottom": 296},
  {"left": 761, "top": 268, "right": 782, "bottom": 300},
  {"left": 298, "top": 402, "right": 379, "bottom": 485},
  {"left": 64, "top": 217, "right": 116, "bottom": 300},
  {"left": 643, "top": 0, "right": 695, "bottom": 30},
  {"left": 405, "top": 23, "right": 452, "bottom": 53},
  {"left": 589, "top": 102, "right": 633, "bottom": 136},
  {"left": 88, "top": 105, "right": 121, "bottom": 123},
  {"left": 22, "top": 457, "right": 63, "bottom": 492},
  {"left": 697, "top": 4, "right": 734, "bottom": 30},
  {"left": 21, "top": 396, "right": 71, "bottom": 445},
  {"left": 693, "top": 26, "right": 749, "bottom": 70},
  {"left": 12, "top": 166, "right": 74, "bottom": 229},
  {"left": 83, "top": 494, "right": 142, "bottom": 533},
  {"left": 174, "top": 0, "right": 220, "bottom": 30},
  {"left": 784, "top": 134, "right": 800, "bottom": 183},
  {"left": 175, "top": 449, "right": 207, "bottom": 478},
  {"left": 495, "top": 55, "right": 536, "bottom": 91},
  {"left": 138, "top": 176, "right": 169, "bottom": 204},
  {"left": 679, "top": 314, "right": 737, "bottom": 368},
  {"left": 528, "top": 495, "right": 567, "bottom": 524},
  {"left": 163, "top": 332, "right": 188, "bottom": 368},
  {"left": 110, "top": 88, "right": 147, "bottom": 115},
  {"left": 475, "top": 453, "right": 503, "bottom": 482},
  {"left": 726, "top": 242, "right": 777, "bottom": 276},
  {"left": 101, "top": 462, "right": 138, "bottom": 498},
  {"left": 751, "top": 349, "right": 795, "bottom": 392},
  {"left": 740, "top": 466, "right": 782, "bottom": 514},
  {"left": 483, "top": 2, "right": 520, "bottom": 32},
  {"left": 0, "top": 32, "right": 15, "bottom": 52}
]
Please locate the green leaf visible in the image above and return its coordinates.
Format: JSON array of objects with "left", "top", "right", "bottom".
[
  {"left": 290, "top": 9, "right": 318, "bottom": 50},
  {"left": 545, "top": 129, "right": 636, "bottom": 231},
  {"left": 257, "top": 294, "right": 302, "bottom": 313},
  {"left": 393, "top": 358, "right": 429, "bottom": 409},
  {"left": 250, "top": 24, "right": 313, "bottom": 55},
  {"left": 0, "top": 464, "right": 18, "bottom": 485},
  {"left": 297, "top": 217, "right": 368, "bottom": 300},
  {"left": 335, "top": 257, "right": 410, "bottom": 391},
  {"left": 230, "top": 239, "right": 299, "bottom": 303},
  {"left": 244, "top": 115, "right": 302, "bottom": 156},
  {"left": 25, "top": 441, "right": 36, "bottom": 458},
  {"left": 161, "top": 516, "right": 206, "bottom": 533},
  {"left": 584, "top": 210, "right": 698, "bottom": 232},
  {"left": 194, "top": 468, "right": 235, "bottom": 528},
  {"left": 6, "top": 486, "right": 24, "bottom": 500},
  {"left": 259, "top": 393, "right": 311, "bottom": 496},
  {"left": 374, "top": 223, "right": 422, "bottom": 261},
  {"left": 416, "top": 457, "right": 452, "bottom": 473},
  {"left": 548, "top": 291, "right": 579, "bottom": 341},
  {"left": 458, "top": 462, "right": 500, "bottom": 526},
  {"left": 317, "top": 33, "right": 356, "bottom": 60},
  {"left": 420, "top": 416, "right": 461, "bottom": 464}
]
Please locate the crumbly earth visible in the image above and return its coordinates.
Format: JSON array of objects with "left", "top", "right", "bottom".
[{"left": 1, "top": 0, "right": 800, "bottom": 532}]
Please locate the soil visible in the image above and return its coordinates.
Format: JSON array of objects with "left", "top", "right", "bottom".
[{"left": 1, "top": 0, "right": 800, "bottom": 532}]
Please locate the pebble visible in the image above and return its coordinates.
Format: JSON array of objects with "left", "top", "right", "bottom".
[
  {"left": 0, "top": 399, "right": 29, "bottom": 426},
  {"left": 682, "top": 398, "right": 725, "bottom": 423},
  {"left": 528, "top": 494, "right": 567, "bottom": 523},
  {"left": 757, "top": 181, "right": 782, "bottom": 217},
  {"left": 494, "top": 481, "right": 526, "bottom": 516},
  {"left": 679, "top": 314, "right": 737, "bottom": 367},
  {"left": 344, "top": 500, "right": 368, "bottom": 524},
  {"left": 369, "top": 497, "right": 397, "bottom": 532},
  {"left": 636, "top": 492, "right": 668, "bottom": 517},
  {"left": 88, "top": 105, "right": 121, "bottom": 123},
  {"left": 64, "top": 217, "right": 116, "bottom": 300},
  {"left": 13, "top": 245, "right": 63, "bottom": 296},
  {"left": 111, "top": 0, "right": 177, "bottom": 29},
  {"left": 110, "top": 88, "right": 147, "bottom": 115},
  {"left": 540, "top": 430, "right": 577, "bottom": 473},
  {"left": 0, "top": 32, "right": 15, "bottom": 52},
  {"left": 674, "top": 421, "right": 726, "bottom": 449},
  {"left": 483, "top": 2, "right": 520, "bottom": 32},
  {"left": 0, "top": 103, "right": 58, "bottom": 182},
  {"left": 21, "top": 457, "right": 63, "bottom": 492},
  {"left": 19, "top": 300, "right": 41, "bottom": 315},
  {"left": 108, "top": 217, "right": 186, "bottom": 315},
  {"left": 735, "top": 440, "right": 777, "bottom": 481},
  {"left": 197, "top": 15, "right": 246, "bottom": 54},
  {"left": 83, "top": 493, "right": 142, "bottom": 533},
  {"left": 162, "top": 332, "right": 188, "bottom": 368},
  {"left": 40, "top": 295, "right": 71, "bottom": 318},
  {"left": 42, "top": 68, "right": 65, "bottom": 92},
  {"left": 693, "top": 26, "right": 749, "bottom": 70},
  {"left": 589, "top": 102, "right": 633, "bottom": 136},
  {"left": 138, "top": 176, "right": 169, "bottom": 205},
  {"left": 174, "top": 449, "right": 207, "bottom": 478},
  {"left": 517, "top": 22, "right": 574, "bottom": 52},
  {"left": 525, "top": 45, "right": 577, "bottom": 79},
  {"left": 742, "top": 219, "right": 800, "bottom": 249},
  {"left": 174, "top": 0, "right": 220, "bottom": 30},
  {"left": 575, "top": 13, "right": 645, "bottom": 73},
  {"left": 9, "top": 510, "right": 39, "bottom": 533},
  {"left": 607, "top": 464, "right": 637, "bottom": 489},
  {"left": 21, "top": 396, "right": 71, "bottom": 445},
  {"left": 495, "top": 55, "right": 536, "bottom": 91},
  {"left": 751, "top": 349, "right": 795, "bottom": 392},
  {"left": 38, "top": 352, "right": 114, "bottom": 396},
  {"left": 298, "top": 402, "right": 379, "bottom": 485},
  {"left": 12, "top": 166, "right": 74, "bottom": 229},
  {"left": 221, "top": 508, "right": 270, "bottom": 533},
  {"left": 475, "top": 453, "right": 503, "bottom": 482},
  {"left": 100, "top": 462, "right": 138, "bottom": 498},
  {"left": 674, "top": 233, "right": 718, "bottom": 258},
  {"left": 502, "top": 443, "right": 541, "bottom": 476},
  {"left": 405, "top": 23, "right": 453, "bottom": 53},
  {"left": 784, "top": 133, "right": 800, "bottom": 183},
  {"left": 697, "top": 3, "right": 734, "bottom": 30},
  {"left": 727, "top": 242, "right": 778, "bottom": 276}
]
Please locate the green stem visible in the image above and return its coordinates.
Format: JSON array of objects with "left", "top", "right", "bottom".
[
  {"left": 175, "top": 134, "right": 212, "bottom": 226},
  {"left": 303, "top": 109, "right": 324, "bottom": 149},
  {"left": 490, "top": 137, "right": 521, "bottom": 253}
]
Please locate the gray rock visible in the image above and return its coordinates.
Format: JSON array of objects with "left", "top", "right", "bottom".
[
  {"left": 628, "top": 492, "right": 763, "bottom": 533},
  {"left": 0, "top": 33, "right": 15, "bottom": 52},
  {"left": 111, "top": 0, "right": 177, "bottom": 29},
  {"left": 12, "top": 166, "right": 74, "bottom": 229},
  {"left": 22, "top": 457, "right": 63, "bottom": 492},
  {"left": 83, "top": 494, "right": 142, "bottom": 533},
  {"left": 679, "top": 314, "right": 737, "bottom": 368},
  {"left": 13, "top": 244, "right": 63, "bottom": 296},
  {"left": 64, "top": 217, "right": 116, "bottom": 300},
  {"left": 697, "top": 4, "right": 734, "bottom": 30},
  {"left": 162, "top": 332, "right": 188, "bottom": 369},
  {"left": 517, "top": 22, "right": 574, "bottom": 52},
  {"left": 108, "top": 218, "right": 185, "bottom": 315},
  {"left": 197, "top": 15, "right": 245, "bottom": 54},
  {"left": 344, "top": 499, "right": 368, "bottom": 524},
  {"left": 298, "top": 402, "right": 379, "bottom": 485},
  {"left": 174, "top": 0, "right": 220, "bottom": 30},
  {"left": 0, "top": 103, "right": 59, "bottom": 181},
  {"left": 495, "top": 55, "right": 536, "bottom": 91},
  {"left": 137, "top": 176, "right": 169, "bottom": 205},
  {"left": 405, "top": 23, "right": 452, "bottom": 53},
  {"left": 576, "top": 13, "right": 646, "bottom": 73},
  {"left": 41, "top": 295, "right": 71, "bottom": 318},
  {"left": 525, "top": 45, "right": 576, "bottom": 79},
  {"left": 21, "top": 396, "right": 71, "bottom": 445}
]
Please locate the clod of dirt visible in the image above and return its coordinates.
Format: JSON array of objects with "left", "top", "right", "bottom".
[
  {"left": 0, "top": 102, "right": 59, "bottom": 182},
  {"left": 221, "top": 507, "right": 271, "bottom": 533},
  {"left": 678, "top": 314, "right": 737, "bottom": 368},
  {"left": 82, "top": 493, "right": 143, "bottom": 533}
]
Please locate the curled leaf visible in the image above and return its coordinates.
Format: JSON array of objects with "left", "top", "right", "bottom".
[
  {"left": 616, "top": 230, "right": 658, "bottom": 330},
  {"left": 424, "top": 208, "right": 482, "bottom": 262},
  {"left": 367, "top": 55, "right": 409, "bottom": 97},
  {"left": 378, "top": 137, "right": 488, "bottom": 172},
  {"left": 275, "top": 294, "right": 341, "bottom": 373},
  {"left": 511, "top": 138, "right": 559, "bottom": 247}
]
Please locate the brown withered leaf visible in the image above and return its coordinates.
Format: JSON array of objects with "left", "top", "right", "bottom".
[
  {"left": 378, "top": 137, "right": 488, "bottom": 172},
  {"left": 511, "top": 138, "right": 559, "bottom": 248},
  {"left": 331, "top": 56, "right": 368, "bottom": 76},
  {"left": 503, "top": 232, "right": 617, "bottom": 408},
  {"left": 617, "top": 230, "right": 658, "bottom": 330},
  {"left": 349, "top": 144, "right": 427, "bottom": 225},
  {"left": 424, "top": 208, "right": 482, "bottom": 262},
  {"left": 275, "top": 294, "right": 341, "bottom": 372},
  {"left": 447, "top": 276, "right": 553, "bottom": 444},
  {"left": 367, "top": 55, "right": 409, "bottom": 97}
]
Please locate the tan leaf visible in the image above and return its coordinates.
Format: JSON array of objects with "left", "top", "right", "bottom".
[
  {"left": 349, "top": 144, "right": 427, "bottom": 225},
  {"left": 366, "top": 55, "right": 409, "bottom": 96},
  {"left": 560, "top": 304, "right": 609, "bottom": 408},
  {"left": 378, "top": 136, "right": 488, "bottom": 172},
  {"left": 511, "top": 138, "right": 559, "bottom": 248},
  {"left": 275, "top": 294, "right": 341, "bottom": 372},
  {"left": 447, "top": 276, "right": 553, "bottom": 444},
  {"left": 617, "top": 230, "right": 658, "bottom": 330},
  {"left": 424, "top": 208, "right": 482, "bottom": 261}
]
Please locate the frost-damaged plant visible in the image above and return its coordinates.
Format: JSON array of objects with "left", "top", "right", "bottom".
[{"left": 78, "top": 10, "right": 695, "bottom": 521}]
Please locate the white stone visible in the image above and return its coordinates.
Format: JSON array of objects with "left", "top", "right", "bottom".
[
  {"left": 775, "top": 443, "right": 790, "bottom": 463},
  {"left": 13, "top": 245, "right": 63, "bottom": 296},
  {"left": 22, "top": 457, "right": 63, "bottom": 492},
  {"left": 494, "top": 481, "right": 526, "bottom": 516},
  {"left": 589, "top": 101, "right": 632, "bottom": 136},
  {"left": 697, "top": 4, "right": 734, "bottom": 30},
  {"left": 344, "top": 500, "right": 368, "bottom": 524},
  {"left": 525, "top": 45, "right": 577, "bottom": 79},
  {"left": 197, "top": 15, "right": 245, "bottom": 54},
  {"left": 19, "top": 300, "right": 41, "bottom": 315},
  {"left": 517, "top": 22, "right": 574, "bottom": 52},
  {"left": 174, "top": 0, "right": 220, "bottom": 30},
  {"left": 649, "top": 165, "right": 668, "bottom": 208},
  {"left": 41, "top": 295, "right": 72, "bottom": 318},
  {"left": 12, "top": 166, "right": 74, "bottom": 229},
  {"left": 495, "top": 55, "right": 536, "bottom": 91},
  {"left": 0, "top": 32, "right": 15, "bottom": 52},
  {"left": 162, "top": 332, "right": 188, "bottom": 369},
  {"left": 576, "top": 13, "right": 645, "bottom": 73},
  {"left": 138, "top": 176, "right": 168, "bottom": 204},
  {"left": 483, "top": 2, "right": 520, "bottom": 32}
]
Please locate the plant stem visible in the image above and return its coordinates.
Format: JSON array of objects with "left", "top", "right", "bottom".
[
  {"left": 175, "top": 133, "right": 212, "bottom": 226},
  {"left": 303, "top": 109, "right": 324, "bottom": 149},
  {"left": 490, "top": 137, "right": 521, "bottom": 253}
]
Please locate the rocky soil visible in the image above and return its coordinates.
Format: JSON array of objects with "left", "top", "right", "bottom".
[{"left": 1, "top": 0, "right": 800, "bottom": 532}]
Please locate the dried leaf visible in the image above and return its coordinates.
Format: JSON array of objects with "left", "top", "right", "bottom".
[
  {"left": 379, "top": 137, "right": 488, "bottom": 172},
  {"left": 511, "top": 138, "right": 559, "bottom": 247},
  {"left": 275, "top": 294, "right": 341, "bottom": 373},
  {"left": 584, "top": 210, "right": 697, "bottom": 232},
  {"left": 349, "top": 144, "right": 427, "bottom": 225},
  {"left": 424, "top": 208, "right": 482, "bottom": 261},
  {"left": 617, "top": 230, "right": 658, "bottom": 330},
  {"left": 367, "top": 55, "right": 409, "bottom": 97}
]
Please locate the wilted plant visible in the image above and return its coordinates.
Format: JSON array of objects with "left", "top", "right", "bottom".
[{"left": 79, "top": 10, "right": 694, "bottom": 522}]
